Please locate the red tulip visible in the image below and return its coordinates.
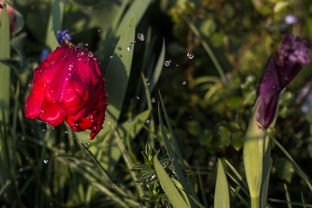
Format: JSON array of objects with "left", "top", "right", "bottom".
[{"left": 25, "top": 45, "right": 108, "bottom": 139}]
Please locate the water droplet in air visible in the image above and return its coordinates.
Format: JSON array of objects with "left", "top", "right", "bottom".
[
  {"left": 43, "top": 159, "right": 48, "bottom": 164},
  {"left": 187, "top": 53, "right": 194, "bottom": 60},
  {"left": 137, "top": 33, "right": 145, "bottom": 41},
  {"left": 164, "top": 60, "right": 171, "bottom": 67}
]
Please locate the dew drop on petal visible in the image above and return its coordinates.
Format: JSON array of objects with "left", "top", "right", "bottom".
[
  {"left": 187, "top": 53, "right": 194, "bottom": 60},
  {"left": 137, "top": 33, "right": 145, "bottom": 41},
  {"left": 164, "top": 60, "right": 171, "bottom": 67},
  {"left": 77, "top": 51, "right": 84, "bottom": 57},
  {"left": 88, "top": 52, "right": 93, "bottom": 58}
]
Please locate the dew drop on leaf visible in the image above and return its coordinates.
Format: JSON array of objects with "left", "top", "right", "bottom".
[
  {"left": 43, "top": 159, "right": 48, "bottom": 164},
  {"left": 137, "top": 33, "right": 145, "bottom": 41}
]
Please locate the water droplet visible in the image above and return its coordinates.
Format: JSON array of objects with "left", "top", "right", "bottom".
[
  {"left": 176, "top": 64, "right": 179, "bottom": 67},
  {"left": 127, "top": 45, "right": 133, "bottom": 51},
  {"left": 109, "top": 55, "right": 114, "bottom": 59},
  {"left": 137, "top": 33, "right": 145, "bottom": 41},
  {"left": 77, "top": 51, "right": 84, "bottom": 57},
  {"left": 151, "top": 97, "right": 156, "bottom": 103},
  {"left": 64, "top": 131, "right": 68, "bottom": 134},
  {"left": 43, "top": 159, "right": 48, "bottom": 164},
  {"left": 111, "top": 183, "right": 115, "bottom": 189},
  {"left": 128, "top": 118, "right": 133, "bottom": 123},
  {"left": 65, "top": 78, "right": 69, "bottom": 81},
  {"left": 28, "top": 83, "right": 32, "bottom": 87},
  {"left": 145, "top": 119, "right": 150, "bottom": 124},
  {"left": 88, "top": 114, "right": 94, "bottom": 120},
  {"left": 182, "top": 81, "right": 187, "bottom": 85},
  {"left": 93, "top": 57, "right": 97, "bottom": 61},
  {"left": 88, "top": 52, "right": 93, "bottom": 58},
  {"left": 187, "top": 52, "right": 194, "bottom": 60},
  {"left": 85, "top": 43, "right": 89, "bottom": 47},
  {"left": 97, "top": 29, "right": 101, "bottom": 32},
  {"left": 69, "top": 64, "right": 73, "bottom": 68},
  {"left": 164, "top": 60, "right": 171, "bottom": 67},
  {"left": 136, "top": 96, "right": 140, "bottom": 100}
]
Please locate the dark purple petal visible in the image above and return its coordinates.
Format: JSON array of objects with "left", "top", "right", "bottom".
[
  {"left": 276, "top": 34, "right": 310, "bottom": 88},
  {"left": 256, "top": 34, "right": 310, "bottom": 128}
]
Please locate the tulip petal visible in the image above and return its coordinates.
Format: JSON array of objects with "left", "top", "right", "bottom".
[
  {"left": 39, "top": 100, "right": 65, "bottom": 126},
  {"left": 25, "top": 85, "right": 45, "bottom": 119}
]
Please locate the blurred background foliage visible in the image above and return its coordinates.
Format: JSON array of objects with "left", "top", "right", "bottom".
[{"left": 1, "top": 0, "right": 312, "bottom": 207}]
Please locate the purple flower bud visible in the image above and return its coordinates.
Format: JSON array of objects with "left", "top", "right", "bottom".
[
  {"left": 256, "top": 34, "right": 310, "bottom": 128},
  {"left": 56, "top": 29, "right": 72, "bottom": 44}
]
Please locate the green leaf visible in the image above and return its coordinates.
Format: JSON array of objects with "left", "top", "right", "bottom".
[
  {"left": 150, "top": 39, "right": 165, "bottom": 92},
  {"left": 158, "top": 92, "right": 199, "bottom": 207},
  {"left": 243, "top": 110, "right": 267, "bottom": 207},
  {"left": 46, "top": 0, "right": 64, "bottom": 50},
  {"left": 214, "top": 159, "right": 230, "bottom": 208},
  {"left": 0, "top": 4, "right": 10, "bottom": 122},
  {"left": 105, "top": 16, "right": 135, "bottom": 123},
  {"left": 153, "top": 156, "right": 189, "bottom": 208}
]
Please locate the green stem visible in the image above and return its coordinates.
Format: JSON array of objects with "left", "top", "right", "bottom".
[{"left": 251, "top": 196, "right": 260, "bottom": 208}]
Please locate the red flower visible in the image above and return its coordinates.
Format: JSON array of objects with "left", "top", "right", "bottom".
[{"left": 25, "top": 45, "right": 108, "bottom": 139}]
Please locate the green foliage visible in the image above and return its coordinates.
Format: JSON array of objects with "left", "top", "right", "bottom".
[{"left": 1, "top": 0, "right": 312, "bottom": 207}]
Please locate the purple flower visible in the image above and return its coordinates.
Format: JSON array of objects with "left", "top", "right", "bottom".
[
  {"left": 56, "top": 29, "right": 72, "bottom": 44},
  {"left": 256, "top": 34, "right": 310, "bottom": 128},
  {"left": 285, "top": 15, "right": 297, "bottom": 25}
]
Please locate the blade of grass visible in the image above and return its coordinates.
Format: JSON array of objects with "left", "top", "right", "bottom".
[
  {"left": 158, "top": 92, "right": 198, "bottom": 207},
  {"left": 0, "top": 3, "right": 10, "bottom": 123},
  {"left": 214, "top": 159, "right": 230, "bottom": 208},
  {"left": 186, "top": 19, "right": 226, "bottom": 83},
  {"left": 284, "top": 184, "right": 292, "bottom": 208},
  {"left": 153, "top": 156, "right": 189, "bottom": 208},
  {"left": 272, "top": 137, "right": 312, "bottom": 192}
]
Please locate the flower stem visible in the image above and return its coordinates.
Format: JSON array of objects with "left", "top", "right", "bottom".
[{"left": 251, "top": 196, "right": 260, "bottom": 208}]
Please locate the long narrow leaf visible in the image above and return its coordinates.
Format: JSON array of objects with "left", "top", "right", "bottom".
[
  {"left": 153, "top": 156, "right": 189, "bottom": 208},
  {"left": 214, "top": 159, "right": 230, "bottom": 208}
]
